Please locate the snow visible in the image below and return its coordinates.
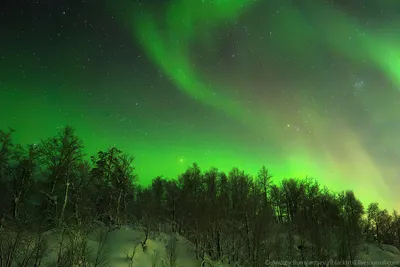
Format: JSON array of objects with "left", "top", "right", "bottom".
[{"left": 8, "top": 226, "right": 400, "bottom": 267}]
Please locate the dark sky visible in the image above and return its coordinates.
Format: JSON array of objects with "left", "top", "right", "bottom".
[{"left": 1, "top": 0, "right": 400, "bottom": 210}]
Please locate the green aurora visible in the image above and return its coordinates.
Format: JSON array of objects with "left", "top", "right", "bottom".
[{"left": 1, "top": 0, "right": 400, "bottom": 211}]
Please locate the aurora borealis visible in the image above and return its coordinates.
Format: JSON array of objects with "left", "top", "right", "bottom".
[{"left": 1, "top": 0, "right": 400, "bottom": 210}]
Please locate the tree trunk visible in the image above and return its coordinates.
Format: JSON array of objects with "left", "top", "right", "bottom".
[
  {"left": 172, "top": 201, "right": 176, "bottom": 232},
  {"left": 194, "top": 237, "right": 200, "bottom": 260},
  {"left": 231, "top": 228, "right": 236, "bottom": 263},
  {"left": 59, "top": 181, "right": 70, "bottom": 227},
  {"left": 123, "top": 192, "right": 128, "bottom": 215},
  {"left": 116, "top": 189, "right": 123, "bottom": 224},
  {"left": 245, "top": 215, "right": 252, "bottom": 259},
  {"left": 13, "top": 190, "right": 22, "bottom": 220},
  {"left": 12, "top": 172, "right": 26, "bottom": 220},
  {"left": 216, "top": 230, "right": 221, "bottom": 260},
  {"left": 376, "top": 223, "right": 380, "bottom": 243},
  {"left": 51, "top": 172, "right": 59, "bottom": 195},
  {"left": 73, "top": 199, "right": 81, "bottom": 225}
]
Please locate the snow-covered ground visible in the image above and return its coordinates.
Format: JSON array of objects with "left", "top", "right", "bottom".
[
  {"left": 9, "top": 226, "right": 400, "bottom": 267},
  {"left": 356, "top": 243, "right": 400, "bottom": 266},
  {"left": 36, "top": 225, "right": 209, "bottom": 267}
]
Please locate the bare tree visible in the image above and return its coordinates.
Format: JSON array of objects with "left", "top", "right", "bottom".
[
  {"left": 125, "top": 244, "right": 138, "bottom": 267},
  {"left": 367, "top": 202, "right": 381, "bottom": 243},
  {"left": 392, "top": 211, "right": 400, "bottom": 248},
  {"left": 14, "top": 231, "right": 48, "bottom": 267},
  {"left": 0, "top": 224, "right": 22, "bottom": 267},
  {"left": 10, "top": 144, "right": 39, "bottom": 220},
  {"left": 39, "top": 126, "right": 84, "bottom": 226},
  {"left": 164, "top": 235, "right": 179, "bottom": 267},
  {"left": 0, "top": 128, "right": 15, "bottom": 181},
  {"left": 0, "top": 128, "right": 15, "bottom": 217},
  {"left": 93, "top": 227, "right": 110, "bottom": 267},
  {"left": 68, "top": 161, "right": 92, "bottom": 225},
  {"left": 150, "top": 176, "right": 166, "bottom": 221},
  {"left": 338, "top": 190, "right": 364, "bottom": 264},
  {"left": 51, "top": 225, "right": 91, "bottom": 267},
  {"left": 256, "top": 166, "right": 272, "bottom": 205},
  {"left": 90, "top": 147, "right": 136, "bottom": 225}
]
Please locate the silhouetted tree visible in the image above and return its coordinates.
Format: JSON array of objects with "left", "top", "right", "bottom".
[
  {"left": 0, "top": 126, "right": 399, "bottom": 267},
  {"left": 164, "top": 179, "right": 179, "bottom": 232},
  {"left": 150, "top": 176, "right": 166, "bottom": 221},
  {"left": 338, "top": 190, "right": 364, "bottom": 263},
  {"left": 270, "top": 184, "right": 284, "bottom": 223},
  {"left": 0, "top": 128, "right": 15, "bottom": 218},
  {"left": 177, "top": 163, "right": 203, "bottom": 234},
  {"left": 90, "top": 146, "right": 136, "bottom": 225},
  {"left": 0, "top": 128, "right": 15, "bottom": 181},
  {"left": 257, "top": 165, "right": 272, "bottom": 206},
  {"left": 392, "top": 211, "right": 400, "bottom": 248},
  {"left": 9, "top": 143, "right": 39, "bottom": 220},
  {"left": 377, "top": 209, "right": 393, "bottom": 244},
  {"left": 68, "top": 160, "right": 92, "bottom": 225},
  {"left": 367, "top": 202, "right": 381, "bottom": 243},
  {"left": 39, "top": 126, "right": 84, "bottom": 226}
]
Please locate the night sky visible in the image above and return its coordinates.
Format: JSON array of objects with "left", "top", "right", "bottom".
[{"left": 1, "top": 0, "right": 400, "bottom": 210}]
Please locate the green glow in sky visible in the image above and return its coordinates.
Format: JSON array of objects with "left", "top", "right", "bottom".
[
  {"left": 110, "top": 0, "right": 399, "bottom": 210},
  {"left": 303, "top": 1, "right": 400, "bottom": 90},
  {"left": 129, "top": 0, "right": 257, "bottom": 120},
  {"left": 1, "top": 0, "right": 400, "bottom": 212}
]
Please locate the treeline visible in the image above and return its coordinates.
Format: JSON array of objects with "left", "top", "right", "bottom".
[{"left": 0, "top": 126, "right": 400, "bottom": 266}]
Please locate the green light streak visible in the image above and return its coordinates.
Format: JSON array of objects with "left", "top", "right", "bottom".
[
  {"left": 304, "top": 1, "right": 400, "bottom": 89},
  {"left": 112, "top": 0, "right": 258, "bottom": 121},
  {"left": 105, "top": 0, "right": 399, "bottom": 211}
]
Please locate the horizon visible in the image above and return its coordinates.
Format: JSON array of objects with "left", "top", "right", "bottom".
[{"left": 2, "top": 123, "right": 397, "bottom": 213}]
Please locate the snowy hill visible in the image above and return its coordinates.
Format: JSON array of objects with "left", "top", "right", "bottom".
[{"left": 9, "top": 225, "right": 400, "bottom": 267}]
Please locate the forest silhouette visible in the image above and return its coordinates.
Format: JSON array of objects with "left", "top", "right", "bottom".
[{"left": 0, "top": 126, "right": 399, "bottom": 267}]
